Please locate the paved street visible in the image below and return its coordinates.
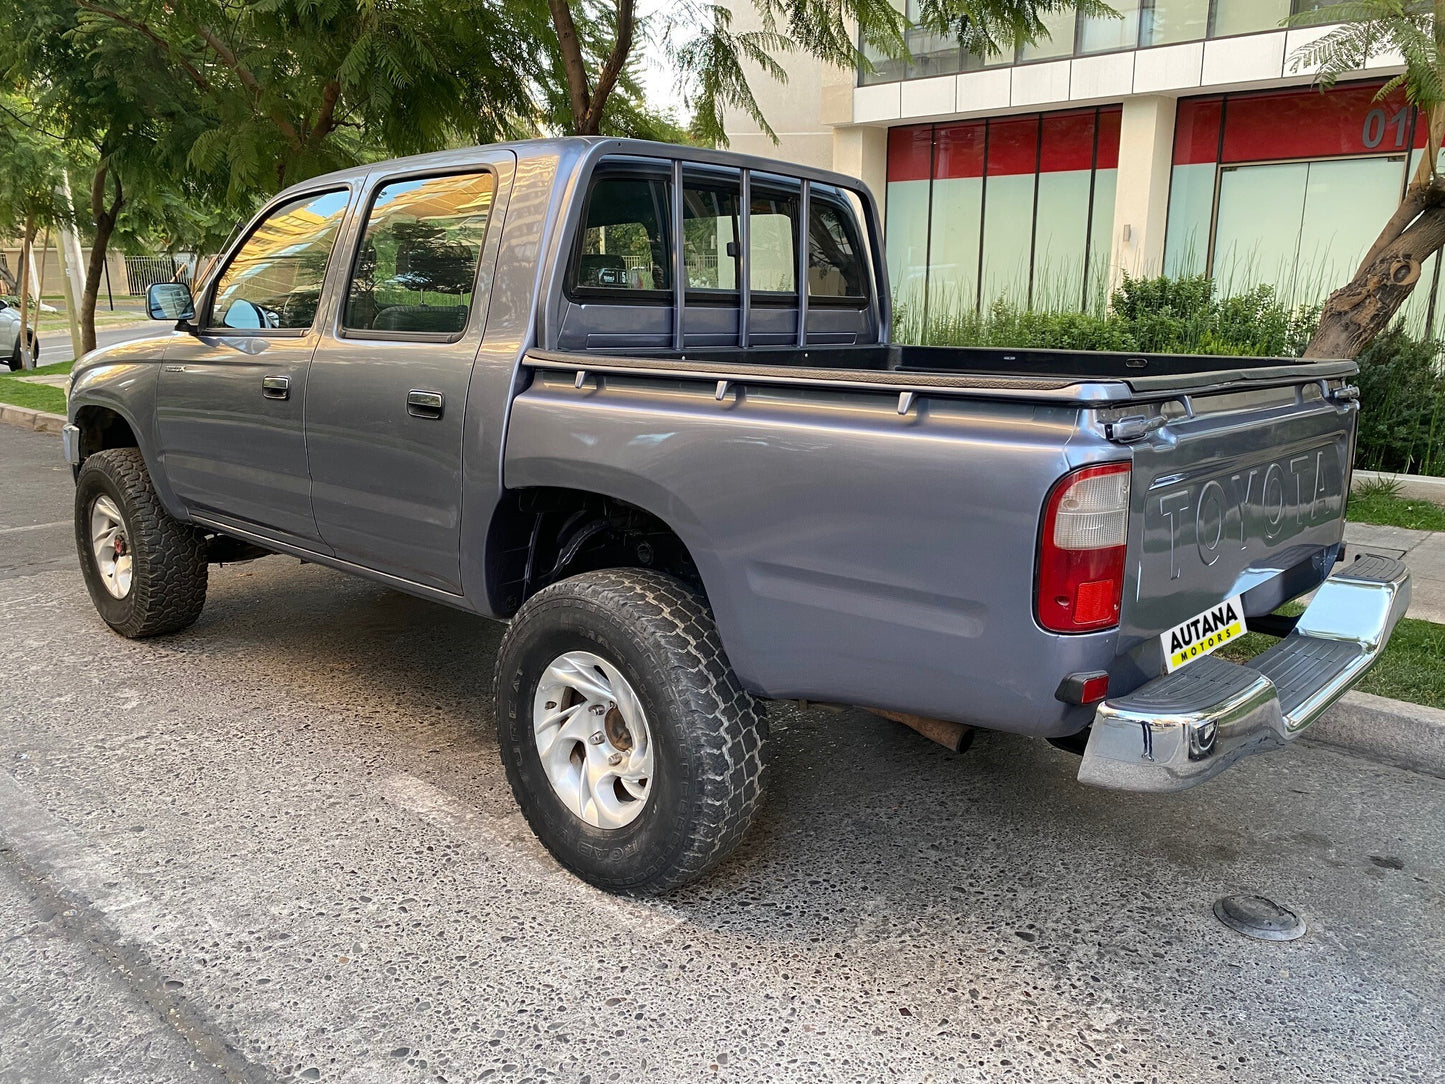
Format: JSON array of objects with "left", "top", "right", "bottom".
[{"left": 0, "top": 423, "right": 1442, "bottom": 1084}]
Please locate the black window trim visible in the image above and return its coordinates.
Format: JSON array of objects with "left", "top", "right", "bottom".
[
  {"left": 336, "top": 165, "right": 500, "bottom": 345},
  {"left": 201, "top": 185, "right": 353, "bottom": 337},
  {"left": 562, "top": 162, "right": 874, "bottom": 316},
  {"left": 565, "top": 164, "right": 676, "bottom": 306}
]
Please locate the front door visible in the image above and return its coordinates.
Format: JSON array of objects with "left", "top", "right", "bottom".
[
  {"left": 156, "top": 187, "right": 355, "bottom": 548},
  {"left": 305, "top": 157, "right": 513, "bottom": 593}
]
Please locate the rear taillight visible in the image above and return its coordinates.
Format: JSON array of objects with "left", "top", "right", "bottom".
[{"left": 1037, "top": 463, "right": 1131, "bottom": 633}]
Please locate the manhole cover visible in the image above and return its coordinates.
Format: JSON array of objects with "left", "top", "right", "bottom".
[{"left": 1212, "top": 895, "right": 1306, "bottom": 941}]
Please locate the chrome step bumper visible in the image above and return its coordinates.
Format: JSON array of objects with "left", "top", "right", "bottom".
[{"left": 1079, "top": 555, "right": 1411, "bottom": 793}]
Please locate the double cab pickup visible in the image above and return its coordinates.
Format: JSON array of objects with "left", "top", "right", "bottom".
[{"left": 63, "top": 139, "right": 1410, "bottom": 893}]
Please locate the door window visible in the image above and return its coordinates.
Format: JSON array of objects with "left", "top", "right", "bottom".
[
  {"left": 343, "top": 171, "right": 497, "bottom": 337},
  {"left": 210, "top": 190, "right": 349, "bottom": 331}
]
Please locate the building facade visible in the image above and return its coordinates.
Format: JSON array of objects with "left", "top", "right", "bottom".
[{"left": 721, "top": 1, "right": 1440, "bottom": 331}]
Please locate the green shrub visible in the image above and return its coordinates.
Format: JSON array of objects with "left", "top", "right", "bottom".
[
  {"left": 1353, "top": 326, "right": 1445, "bottom": 476},
  {"left": 905, "top": 272, "right": 1445, "bottom": 477}
]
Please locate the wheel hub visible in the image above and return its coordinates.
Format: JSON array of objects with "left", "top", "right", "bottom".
[
  {"left": 89, "top": 495, "right": 134, "bottom": 599},
  {"left": 532, "top": 651, "right": 653, "bottom": 830}
]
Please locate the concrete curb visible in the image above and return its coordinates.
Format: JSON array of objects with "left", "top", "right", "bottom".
[
  {"left": 1354, "top": 469, "right": 1445, "bottom": 505},
  {"left": 0, "top": 404, "right": 65, "bottom": 435},
  {"left": 1307, "top": 691, "right": 1445, "bottom": 779}
]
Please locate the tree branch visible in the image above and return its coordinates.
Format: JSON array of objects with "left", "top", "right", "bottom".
[
  {"left": 311, "top": 80, "right": 342, "bottom": 143},
  {"left": 73, "top": 0, "right": 211, "bottom": 92},
  {"left": 190, "top": 20, "right": 302, "bottom": 146},
  {"left": 547, "top": 0, "right": 593, "bottom": 133},
  {"left": 582, "top": 0, "right": 637, "bottom": 134}
]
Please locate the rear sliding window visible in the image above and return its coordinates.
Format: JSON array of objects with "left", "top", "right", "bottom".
[
  {"left": 574, "top": 175, "right": 671, "bottom": 294},
  {"left": 570, "top": 169, "right": 869, "bottom": 307}
]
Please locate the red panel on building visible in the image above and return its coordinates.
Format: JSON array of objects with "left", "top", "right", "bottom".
[
  {"left": 933, "top": 122, "right": 986, "bottom": 179},
  {"left": 1221, "top": 81, "right": 1412, "bottom": 163},
  {"left": 887, "top": 125, "right": 933, "bottom": 183},
  {"left": 1096, "top": 107, "right": 1122, "bottom": 170},
  {"left": 1174, "top": 98, "right": 1223, "bottom": 165},
  {"left": 1039, "top": 110, "right": 1097, "bottom": 174},
  {"left": 986, "top": 116, "right": 1041, "bottom": 177}
]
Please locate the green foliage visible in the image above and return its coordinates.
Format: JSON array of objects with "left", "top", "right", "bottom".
[
  {"left": 910, "top": 273, "right": 1445, "bottom": 476},
  {"left": 1290, "top": 2, "right": 1444, "bottom": 116},
  {"left": 1353, "top": 324, "right": 1445, "bottom": 475},
  {"left": 1348, "top": 484, "right": 1445, "bottom": 530},
  {"left": 916, "top": 275, "right": 1319, "bottom": 356},
  {"left": 680, "top": 1, "right": 1100, "bottom": 146}
]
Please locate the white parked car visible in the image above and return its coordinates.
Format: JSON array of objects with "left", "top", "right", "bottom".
[{"left": 1, "top": 297, "right": 41, "bottom": 370}]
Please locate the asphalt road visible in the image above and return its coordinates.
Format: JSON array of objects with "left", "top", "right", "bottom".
[
  {"left": 1, "top": 423, "right": 1442, "bottom": 1084},
  {"left": 34, "top": 320, "right": 157, "bottom": 367}
]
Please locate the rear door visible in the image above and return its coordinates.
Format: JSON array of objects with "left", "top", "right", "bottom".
[
  {"left": 156, "top": 188, "right": 354, "bottom": 547},
  {"left": 304, "top": 155, "right": 514, "bottom": 594},
  {"left": 1120, "top": 381, "right": 1356, "bottom": 652}
]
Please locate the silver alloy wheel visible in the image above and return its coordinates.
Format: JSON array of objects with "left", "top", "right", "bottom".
[
  {"left": 90, "top": 494, "right": 133, "bottom": 599},
  {"left": 532, "top": 650, "right": 654, "bottom": 829}
]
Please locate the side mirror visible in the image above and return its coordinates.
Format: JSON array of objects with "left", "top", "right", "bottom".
[{"left": 148, "top": 282, "right": 195, "bottom": 322}]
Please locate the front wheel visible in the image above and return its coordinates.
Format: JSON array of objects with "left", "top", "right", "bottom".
[
  {"left": 75, "top": 448, "right": 208, "bottom": 637},
  {"left": 494, "top": 569, "right": 767, "bottom": 895}
]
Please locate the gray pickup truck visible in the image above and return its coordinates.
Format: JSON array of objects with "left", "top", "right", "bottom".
[{"left": 63, "top": 138, "right": 1410, "bottom": 894}]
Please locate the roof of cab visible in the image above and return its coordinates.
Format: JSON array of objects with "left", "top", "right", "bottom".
[{"left": 278, "top": 137, "right": 876, "bottom": 200}]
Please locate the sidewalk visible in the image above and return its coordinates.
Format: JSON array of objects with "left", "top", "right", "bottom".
[{"left": 1345, "top": 521, "right": 1445, "bottom": 624}]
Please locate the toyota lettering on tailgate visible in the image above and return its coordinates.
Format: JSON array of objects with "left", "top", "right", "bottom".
[{"left": 1156, "top": 448, "right": 1344, "bottom": 581}]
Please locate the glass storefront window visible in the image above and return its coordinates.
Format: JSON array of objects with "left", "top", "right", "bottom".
[
  {"left": 1162, "top": 80, "right": 1444, "bottom": 334},
  {"left": 1078, "top": 1, "right": 1141, "bottom": 54},
  {"left": 1141, "top": 0, "right": 1210, "bottom": 47},
  {"left": 885, "top": 106, "right": 1121, "bottom": 324},
  {"left": 1211, "top": 0, "right": 1291, "bottom": 38},
  {"left": 1019, "top": 10, "right": 1077, "bottom": 63}
]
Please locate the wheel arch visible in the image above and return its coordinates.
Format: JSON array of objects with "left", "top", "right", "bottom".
[
  {"left": 70, "top": 397, "right": 187, "bottom": 521},
  {"left": 485, "top": 486, "right": 708, "bottom": 619}
]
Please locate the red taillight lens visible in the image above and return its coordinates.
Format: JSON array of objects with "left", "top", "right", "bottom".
[{"left": 1037, "top": 463, "right": 1131, "bottom": 633}]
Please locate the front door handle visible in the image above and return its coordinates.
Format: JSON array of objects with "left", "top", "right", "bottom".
[
  {"left": 407, "top": 389, "right": 444, "bottom": 419},
  {"left": 262, "top": 375, "right": 290, "bottom": 400}
]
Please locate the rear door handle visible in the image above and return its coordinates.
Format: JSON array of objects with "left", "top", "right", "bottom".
[
  {"left": 407, "top": 390, "right": 444, "bottom": 419},
  {"left": 262, "top": 375, "right": 290, "bottom": 400}
]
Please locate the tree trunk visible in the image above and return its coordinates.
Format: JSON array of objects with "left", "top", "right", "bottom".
[
  {"left": 16, "top": 216, "right": 37, "bottom": 370},
  {"left": 80, "top": 164, "right": 123, "bottom": 356},
  {"left": 0, "top": 252, "right": 17, "bottom": 294},
  {"left": 1304, "top": 190, "right": 1445, "bottom": 359}
]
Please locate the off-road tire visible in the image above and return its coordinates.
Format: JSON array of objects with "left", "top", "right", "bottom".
[
  {"left": 75, "top": 448, "right": 208, "bottom": 638},
  {"left": 494, "top": 569, "right": 767, "bottom": 895}
]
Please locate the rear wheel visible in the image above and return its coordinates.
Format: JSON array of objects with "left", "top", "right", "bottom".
[
  {"left": 494, "top": 569, "right": 767, "bottom": 895},
  {"left": 74, "top": 448, "right": 208, "bottom": 637}
]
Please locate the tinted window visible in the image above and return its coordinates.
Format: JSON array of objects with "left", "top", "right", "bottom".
[
  {"left": 575, "top": 176, "right": 671, "bottom": 292},
  {"left": 749, "top": 191, "right": 797, "bottom": 294},
  {"left": 344, "top": 172, "right": 495, "bottom": 336},
  {"left": 683, "top": 183, "right": 740, "bottom": 291},
  {"left": 211, "top": 190, "right": 348, "bottom": 330},
  {"left": 808, "top": 202, "right": 867, "bottom": 299}
]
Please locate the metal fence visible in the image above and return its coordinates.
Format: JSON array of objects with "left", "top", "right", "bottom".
[{"left": 122, "top": 256, "right": 186, "bottom": 296}]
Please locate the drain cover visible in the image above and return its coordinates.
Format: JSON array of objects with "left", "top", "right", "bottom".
[{"left": 1212, "top": 895, "right": 1306, "bottom": 941}]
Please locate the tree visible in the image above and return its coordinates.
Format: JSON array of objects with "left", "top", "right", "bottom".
[
  {"left": 3, "top": 0, "right": 555, "bottom": 353},
  {"left": 0, "top": 91, "right": 79, "bottom": 367},
  {"left": 1292, "top": 1, "right": 1445, "bottom": 358},
  {"left": 549, "top": 1, "right": 1110, "bottom": 142}
]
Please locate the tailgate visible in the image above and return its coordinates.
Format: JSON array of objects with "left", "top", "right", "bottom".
[{"left": 1120, "top": 382, "right": 1355, "bottom": 648}]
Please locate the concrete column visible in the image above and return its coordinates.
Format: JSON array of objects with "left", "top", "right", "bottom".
[
  {"left": 831, "top": 126, "right": 888, "bottom": 210},
  {"left": 1109, "top": 95, "right": 1177, "bottom": 292}
]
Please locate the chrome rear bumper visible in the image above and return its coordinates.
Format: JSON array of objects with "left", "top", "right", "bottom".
[{"left": 1079, "top": 555, "right": 1411, "bottom": 793}]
